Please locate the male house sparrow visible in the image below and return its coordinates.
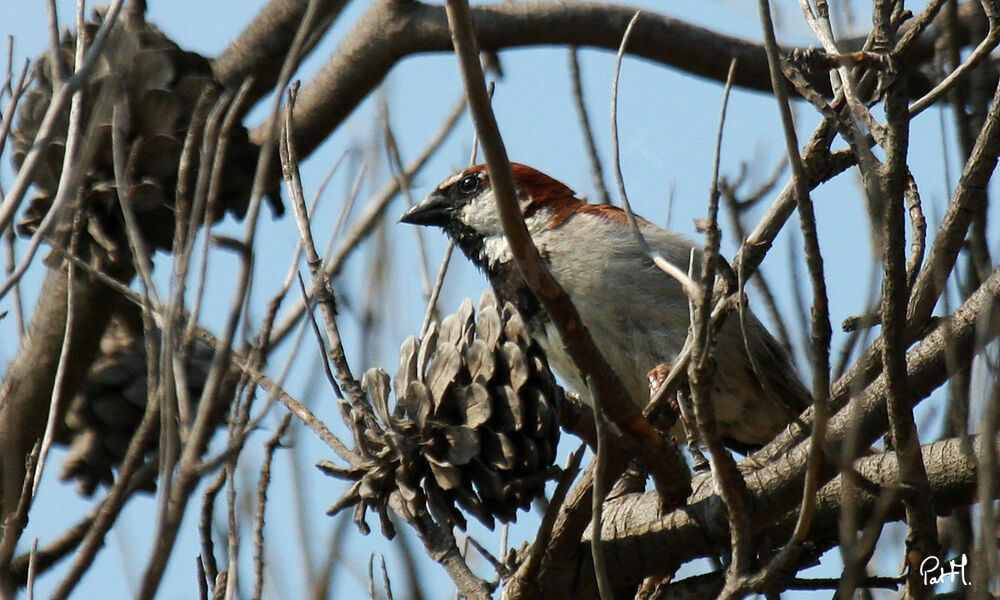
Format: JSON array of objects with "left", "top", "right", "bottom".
[{"left": 401, "top": 163, "right": 810, "bottom": 450}]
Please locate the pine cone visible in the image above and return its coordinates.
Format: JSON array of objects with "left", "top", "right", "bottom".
[
  {"left": 10, "top": 8, "right": 279, "bottom": 266},
  {"left": 319, "top": 292, "right": 563, "bottom": 535},
  {"left": 57, "top": 314, "right": 223, "bottom": 495}
]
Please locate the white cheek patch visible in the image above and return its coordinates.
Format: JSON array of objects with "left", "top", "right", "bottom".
[
  {"left": 459, "top": 199, "right": 501, "bottom": 235},
  {"left": 459, "top": 195, "right": 539, "bottom": 233},
  {"left": 458, "top": 191, "right": 553, "bottom": 268}
]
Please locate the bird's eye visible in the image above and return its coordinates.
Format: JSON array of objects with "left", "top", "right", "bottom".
[{"left": 458, "top": 174, "right": 480, "bottom": 195}]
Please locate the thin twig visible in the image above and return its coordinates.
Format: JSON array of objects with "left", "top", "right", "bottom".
[
  {"left": 43, "top": 0, "right": 65, "bottom": 82},
  {"left": 588, "top": 378, "right": 613, "bottom": 600},
  {"left": 568, "top": 46, "right": 610, "bottom": 205},
  {"left": 296, "top": 273, "right": 343, "bottom": 399},
  {"left": 793, "top": 1, "right": 889, "bottom": 245},
  {"left": 419, "top": 240, "right": 455, "bottom": 339},
  {"left": 891, "top": 0, "right": 949, "bottom": 58},
  {"left": 186, "top": 84, "right": 257, "bottom": 360},
  {"left": 738, "top": 1, "right": 832, "bottom": 592},
  {"left": 610, "top": 11, "right": 700, "bottom": 300},
  {"left": 720, "top": 165, "right": 794, "bottom": 353},
  {"left": 280, "top": 83, "right": 362, "bottom": 402},
  {"left": 690, "top": 58, "right": 754, "bottom": 588},
  {"left": 463, "top": 537, "right": 502, "bottom": 580},
  {"left": 379, "top": 555, "right": 394, "bottom": 600},
  {"left": 223, "top": 462, "right": 238, "bottom": 600},
  {"left": 908, "top": 5, "right": 1000, "bottom": 116},
  {"left": 199, "top": 469, "right": 226, "bottom": 588},
  {"left": 24, "top": 539, "right": 37, "bottom": 600},
  {"left": 268, "top": 95, "right": 465, "bottom": 349},
  {"left": 0, "top": 58, "right": 32, "bottom": 191},
  {"left": 29, "top": 212, "right": 80, "bottom": 503},
  {"left": 517, "top": 444, "right": 586, "bottom": 586},
  {"left": 382, "top": 100, "right": 434, "bottom": 301},
  {"left": 252, "top": 414, "right": 292, "bottom": 600},
  {"left": 0, "top": 443, "right": 40, "bottom": 587},
  {"left": 196, "top": 556, "right": 209, "bottom": 600}
]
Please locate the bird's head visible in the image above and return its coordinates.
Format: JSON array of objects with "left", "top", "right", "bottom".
[{"left": 400, "top": 163, "right": 582, "bottom": 268}]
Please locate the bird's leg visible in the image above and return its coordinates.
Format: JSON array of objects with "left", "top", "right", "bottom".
[
  {"left": 607, "top": 461, "right": 648, "bottom": 499},
  {"left": 676, "top": 387, "right": 709, "bottom": 472}
]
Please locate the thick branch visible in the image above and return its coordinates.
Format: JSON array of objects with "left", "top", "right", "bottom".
[
  {"left": 0, "top": 264, "right": 132, "bottom": 519},
  {"left": 583, "top": 434, "right": 996, "bottom": 598},
  {"left": 645, "top": 435, "right": 993, "bottom": 599},
  {"left": 212, "top": 0, "right": 350, "bottom": 105},
  {"left": 251, "top": 0, "right": 961, "bottom": 158}
]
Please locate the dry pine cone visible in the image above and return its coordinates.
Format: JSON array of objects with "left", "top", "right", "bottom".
[
  {"left": 319, "top": 292, "right": 563, "bottom": 535},
  {"left": 57, "top": 314, "right": 224, "bottom": 495},
  {"left": 11, "top": 8, "right": 279, "bottom": 266}
]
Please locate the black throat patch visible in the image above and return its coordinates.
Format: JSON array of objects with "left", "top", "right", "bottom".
[{"left": 444, "top": 222, "right": 546, "bottom": 334}]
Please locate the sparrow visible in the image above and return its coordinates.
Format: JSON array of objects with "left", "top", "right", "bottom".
[{"left": 400, "top": 163, "right": 810, "bottom": 451}]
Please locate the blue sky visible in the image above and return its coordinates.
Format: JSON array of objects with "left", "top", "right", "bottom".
[{"left": 1, "top": 1, "right": 986, "bottom": 598}]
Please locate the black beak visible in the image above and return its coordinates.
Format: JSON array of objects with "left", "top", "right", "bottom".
[{"left": 399, "top": 192, "right": 453, "bottom": 227}]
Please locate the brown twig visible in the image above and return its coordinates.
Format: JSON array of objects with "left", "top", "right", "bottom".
[
  {"left": 28, "top": 218, "right": 80, "bottom": 505},
  {"left": 199, "top": 469, "right": 227, "bottom": 588},
  {"left": 382, "top": 101, "right": 434, "bottom": 303},
  {"left": 588, "top": 379, "right": 613, "bottom": 600},
  {"left": 902, "top": 173, "right": 927, "bottom": 289},
  {"left": 892, "top": 0, "right": 949, "bottom": 58},
  {"left": 280, "top": 83, "right": 363, "bottom": 402},
  {"left": 171, "top": 87, "right": 229, "bottom": 346},
  {"left": 0, "top": 443, "right": 39, "bottom": 596},
  {"left": 567, "top": 46, "right": 610, "bottom": 206},
  {"left": 0, "top": 58, "right": 31, "bottom": 187},
  {"left": 720, "top": 162, "right": 794, "bottom": 353},
  {"left": 419, "top": 240, "right": 455, "bottom": 339},
  {"left": 252, "top": 414, "right": 292, "bottom": 600},
  {"left": 908, "top": 1, "right": 1000, "bottom": 116}
]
